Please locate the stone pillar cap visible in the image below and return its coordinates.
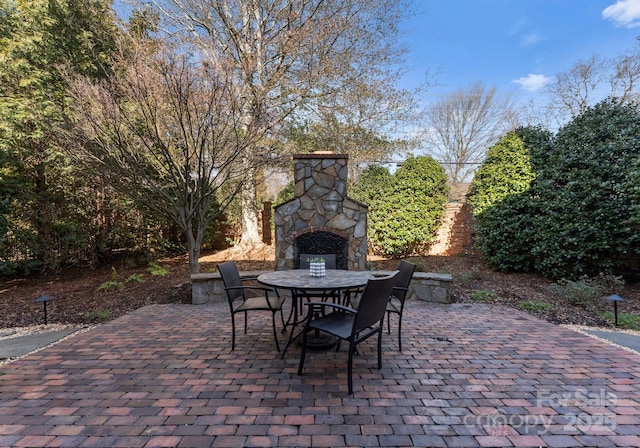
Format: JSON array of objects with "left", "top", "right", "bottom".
[{"left": 294, "top": 152, "right": 348, "bottom": 160}]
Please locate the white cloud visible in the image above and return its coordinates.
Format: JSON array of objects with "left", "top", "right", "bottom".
[
  {"left": 603, "top": 0, "right": 640, "bottom": 28},
  {"left": 522, "top": 33, "right": 542, "bottom": 46},
  {"left": 512, "top": 74, "right": 552, "bottom": 92}
]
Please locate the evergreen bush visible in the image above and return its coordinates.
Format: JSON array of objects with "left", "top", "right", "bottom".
[
  {"left": 531, "top": 99, "right": 640, "bottom": 279},
  {"left": 468, "top": 130, "right": 536, "bottom": 216},
  {"left": 470, "top": 127, "right": 550, "bottom": 272},
  {"left": 473, "top": 193, "right": 537, "bottom": 272},
  {"left": 471, "top": 100, "right": 640, "bottom": 280},
  {"left": 274, "top": 181, "right": 295, "bottom": 206},
  {"left": 351, "top": 156, "right": 448, "bottom": 257}
]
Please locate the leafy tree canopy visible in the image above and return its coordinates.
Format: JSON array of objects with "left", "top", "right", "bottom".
[{"left": 0, "top": 0, "right": 121, "bottom": 273}]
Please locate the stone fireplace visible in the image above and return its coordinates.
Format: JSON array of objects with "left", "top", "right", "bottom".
[{"left": 274, "top": 152, "right": 368, "bottom": 270}]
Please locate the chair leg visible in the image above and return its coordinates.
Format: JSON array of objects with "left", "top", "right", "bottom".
[
  {"left": 231, "top": 313, "right": 236, "bottom": 351},
  {"left": 387, "top": 313, "right": 391, "bottom": 334},
  {"left": 271, "top": 312, "right": 281, "bottom": 352},
  {"left": 397, "top": 314, "right": 403, "bottom": 352},
  {"left": 297, "top": 326, "right": 309, "bottom": 376},
  {"left": 377, "top": 328, "right": 382, "bottom": 369},
  {"left": 347, "top": 341, "right": 355, "bottom": 394},
  {"left": 244, "top": 311, "right": 248, "bottom": 334}
]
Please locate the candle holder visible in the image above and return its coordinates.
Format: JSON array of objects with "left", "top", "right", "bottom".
[{"left": 308, "top": 257, "right": 326, "bottom": 277}]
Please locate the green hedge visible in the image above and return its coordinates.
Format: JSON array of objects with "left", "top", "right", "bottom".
[
  {"left": 468, "top": 130, "right": 538, "bottom": 216},
  {"left": 351, "top": 156, "right": 449, "bottom": 257},
  {"left": 471, "top": 99, "right": 640, "bottom": 279},
  {"left": 469, "top": 128, "right": 550, "bottom": 272},
  {"left": 531, "top": 99, "right": 640, "bottom": 278}
]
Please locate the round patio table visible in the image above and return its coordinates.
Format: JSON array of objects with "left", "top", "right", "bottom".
[
  {"left": 258, "top": 269, "right": 373, "bottom": 357},
  {"left": 258, "top": 269, "right": 372, "bottom": 291}
]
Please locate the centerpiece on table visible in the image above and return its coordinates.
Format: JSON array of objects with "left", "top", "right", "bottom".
[{"left": 308, "top": 257, "right": 326, "bottom": 277}]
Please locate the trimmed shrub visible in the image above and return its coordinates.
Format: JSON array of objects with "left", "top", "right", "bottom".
[
  {"left": 531, "top": 99, "right": 640, "bottom": 279},
  {"left": 470, "top": 127, "right": 550, "bottom": 272},
  {"left": 473, "top": 193, "right": 538, "bottom": 272},
  {"left": 468, "top": 130, "right": 537, "bottom": 216},
  {"left": 351, "top": 156, "right": 448, "bottom": 257},
  {"left": 472, "top": 101, "right": 640, "bottom": 280}
]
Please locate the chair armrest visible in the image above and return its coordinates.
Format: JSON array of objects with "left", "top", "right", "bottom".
[
  {"left": 224, "top": 285, "right": 275, "bottom": 295},
  {"left": 390, "top": 286, "right": 409, "bottom": 300},
  {"left": 241, "top": 275, "right": 259, "bottom": 282}
]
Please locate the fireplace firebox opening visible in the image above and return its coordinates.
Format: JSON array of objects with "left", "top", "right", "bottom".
[{"left": 295, "top": 230, "right": 348, "bottom": 269}]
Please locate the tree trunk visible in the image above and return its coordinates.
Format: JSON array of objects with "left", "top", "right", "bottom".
[
  {"left": 186, "top": 216, "right": 201, "bottom": 274},
  {"left": 34, "top": 159, "right": 53, "bottom": 267},
  {"left": 238, "top": 163, "right": 263, "bottom": 249},
  {"left": 186, "top": 229, "right": 201, "bottom": 274}
]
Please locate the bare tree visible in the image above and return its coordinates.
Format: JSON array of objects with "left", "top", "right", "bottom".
[
  {"left": 531, "top": 43, "right": 640, "bottom": 130},
  {"left": 519, "top": 39, "right": 640, "bottom": 134},
  {"left": 287, "top": 78, "right": 426, "bottom": 182},
  {"left": 610, "top": 40, "right": 640, "bottom": 103},
  {"left": 65, "top": 36, "right": 262, "bottom": 273},
  {"left": 149, "top": 0, "right": 414, "bottom": 250},
  {"left": 545, "top": 54, "right": 609, "bottom": 118},
  {"left": 423, "top": 82, "right": 518, "bottom": 189}
]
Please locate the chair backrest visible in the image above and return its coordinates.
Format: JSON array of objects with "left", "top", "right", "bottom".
[
  {"left": 353, "top": 273, "right": 397, "bottom": 332},
  {"left": 217, "top": 261, "right": 243, "bottom": 301},
  {"left": 393, "top": 260, "right": 417, "bottom": 301},
  {"left": 298, "top": 253, "right": 337, "bottom": 269}
]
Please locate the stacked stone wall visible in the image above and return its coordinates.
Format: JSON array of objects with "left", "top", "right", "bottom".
[{"left": 191, "top": 270, "right": 452, "bottom": 305}]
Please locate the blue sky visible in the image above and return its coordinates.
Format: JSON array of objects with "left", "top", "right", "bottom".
[{"left": 401, "top": 0, "right": 640, "bottom": 104}]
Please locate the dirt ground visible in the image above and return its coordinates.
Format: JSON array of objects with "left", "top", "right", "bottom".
[{"left": 1, "top": 246, "right": 639, "bottom": 329}]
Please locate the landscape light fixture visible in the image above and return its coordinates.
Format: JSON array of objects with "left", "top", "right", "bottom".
[
  {"left": 34, "top": 294, "right": 55, "bottom": 325},
  {"left": 606, "top": 294, "right": 625, "bottom": 327}
]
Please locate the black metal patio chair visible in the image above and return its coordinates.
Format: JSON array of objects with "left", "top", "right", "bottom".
[
  {"left": 297, "top": 273, "right": 397, "bottom": 394},
  {"left": 384, "top": 260, "right": 416, "bottom": 351},
  {"left": 217, "top": 261, "right": 285, "bottom": 351},
  {"left": 348, "top": 260, "right": 416, "bottom": 351}
]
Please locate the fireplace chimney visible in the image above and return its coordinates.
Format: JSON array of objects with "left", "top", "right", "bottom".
[{"left": 273, "top": 152, "right": 368, "bottom": 270}]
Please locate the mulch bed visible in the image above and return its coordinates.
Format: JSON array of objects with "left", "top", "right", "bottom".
[{"left": 1, "top": 250, "right": 639, "bottom": 329}]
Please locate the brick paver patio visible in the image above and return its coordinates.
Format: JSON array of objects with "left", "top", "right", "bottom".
[{"left": 1, "top": 300, "right": 639, "bottom": 447}]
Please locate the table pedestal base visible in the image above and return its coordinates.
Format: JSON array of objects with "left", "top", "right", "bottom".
[{"left": 299, "top": 330, "right": 338, "bottom": 350}]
